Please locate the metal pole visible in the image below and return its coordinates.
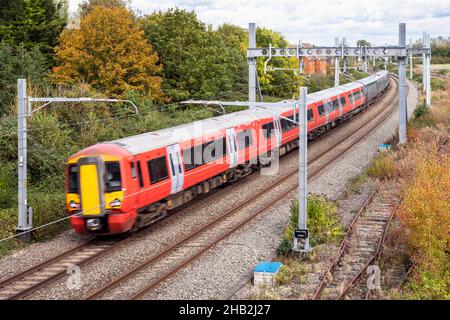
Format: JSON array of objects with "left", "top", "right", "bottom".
[
  {"left": 17, "top": 79, "right": 31, "bottom": 238},
  {"left": 398, "top": 23, "right": 407, "bottom": 145},
  {"left": 342, "top": 38, "right": 347, "bottom": 73},
  {"left": 334, "top": 37, "right": 339, "bottom": 86},
  {"left": 409, "top": 39, "right": 413, "bottom": 80},
  {"left": 299, "top": 40, "right": 304, "bottom": 74},
  {"left": 298, "top": 87, "right": 310, "bottom": 253},
  {"left": 363, "top": 45, "right": 368, "bottom": 73},
  {"left": 426, "top": 33, "right": 431, "bottom": 107},
  {"left": 422, "top": 32, "right": 427, "bottom": 92},
  {"left": 248, "top": 23, "right": 256, "bottom": 109}
]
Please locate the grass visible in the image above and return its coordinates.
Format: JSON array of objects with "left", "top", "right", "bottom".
[
  {"left": 274, "top": 258, "right": 307, "bottom": 286},
  {"left": 366, "top": 152, "right": 395, "bottom": 180},
  {"left": 345, "top": 173, "right": 368, "bottom": 196},
  {"left": 277, "top": 194, "right": 343, "bottom": 258},
  {"left": 397, "top": 151, "right": 450, "bottom": 299},
  {"left": 367, "top": 75, "right": 450, "bottom": 299}
]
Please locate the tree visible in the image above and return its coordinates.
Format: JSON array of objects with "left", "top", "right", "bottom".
[
  {"left": 52, "top": 5, "right": 165, "bottom": 101},
  {"left": 0, "top": 0, "right": 67, "bottom": 59},
  {"left": 141, "top": 9, "right": 244, "bottom": 101},
  {"left": 216, "top": 24, "right": 248, "bottom": 96},
  {"left": 256, "top": 27, "right": 300, "bottom": 98},
  {"left": 357, "top": 39, "right": 371, "bottom": 47},
  {"left": 79, "top": 0, "right": 130, "bottom": 17},
  {"left": 0, "top": 43, "right": 48, "bottom": 115}
]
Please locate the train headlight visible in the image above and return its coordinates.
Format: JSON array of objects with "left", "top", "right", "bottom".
[
  {"left": 69, "top": 200, "right": 80, "bottom": 209},
  {"left": 109, "top": 198, "right": 121, "bottom": 208},
  {"left": 86, "top": 218, "right": 101, "bottom": 230}
]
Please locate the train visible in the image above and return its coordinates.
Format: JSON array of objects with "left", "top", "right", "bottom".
[{"left": 66, "top": 70, "right": 390, "bottom": 235}]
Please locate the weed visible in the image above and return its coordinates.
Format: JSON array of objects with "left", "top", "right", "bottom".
[{"left": 277, "top": 194, "right": 343, "bottom": 258}]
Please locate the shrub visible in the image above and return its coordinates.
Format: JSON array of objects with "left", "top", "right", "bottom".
[
  {"left": 398, "top": 154, "right": 450, "bottom": 299},
  {"left": 274, "top": 259, "right": 307, "bottom": 285},
  {"left": 0, "top": 208, "right": 24, "bottom": 258},
  {"left": 277, "top": 195, "right": 343, "bottom": 257},
  {"left": 345, "top": 173, "right": 368, "bottom": 196},
  {"left": 413, "top": 101, "right": 429, "bottom": 119},
  {"left": 28, "top": 188, "right": 68, "bottom": 241},
  {"left": 431, "top": 78, "right": 445, "bottom": 91},
  {"left": 366, "top": 153, "right": 395, "bottom": 180},
  {"left": 0, "top": 162, "right": 16, "bottom": 208}
]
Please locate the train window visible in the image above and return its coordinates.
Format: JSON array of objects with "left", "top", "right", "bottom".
[
  {"left": 348, "top": 93, "right": 354, "bottom": 104},
  {"left": 262, "top": 121, "right": 275, "bottom": 139},
  {"left": 340, "top": 97, "right": 346, "bottom": 106},
  {"left": 136, "top": 161, "right": 144, "bottom": 188},
  {"left": 280, "top": 116, "right": 295, "bottom": 132},
  {"left": 307, "top": 109, "right": 314, "bottom": 122},
  {"left": 331, "top": 99, "right": 340, "bottom": 111},
  {"left": 203, "top": 137, "right": 226, "bottom": 163},
  {"left": 317, "top": 104, "right": 325, "bottom": 116},
  {"left": 183, "top": 144, "right": 202, "bottom": 171},
  {"left": 105, "top": 162, "right": 122, "bottom": 192},
  {"left": 130, "top": 163, "right": 136, "bottom": 178},
  {"left": 148, "top": 156, "right": 169, "bottom": 184},
  {"left": 68, "top": 165, "right": 78, "bottom": 193},
  {"left": 237, "top": 130, "right": 253, "bottom": 149}
]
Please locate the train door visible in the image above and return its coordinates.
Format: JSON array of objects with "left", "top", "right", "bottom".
[
  {"left": 77, "top": 156, "right": 105, "bottom": 216},
  {"left": 274, "top": 117, "right": 282, "bottom": 147},
  {"left": 167, "top": 144, "right": 184, "bottom": 194},
  {"left": 226, "top": 128, "right": 238, "bottom": 168}
]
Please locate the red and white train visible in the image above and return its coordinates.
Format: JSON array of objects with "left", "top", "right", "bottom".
[{"left": 66, "top": 71, "right": 390, "bottom": 235}]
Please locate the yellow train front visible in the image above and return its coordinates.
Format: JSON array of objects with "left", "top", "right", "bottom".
[{"left": 65, "top": 144, "right": 138, "bottom": 234}]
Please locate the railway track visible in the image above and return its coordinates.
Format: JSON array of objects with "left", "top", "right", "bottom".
[
  {"left": 0, "top": 240, "right": 121, "bottom": 300},
  {"left": 0, "top": 75, "right": 400, "bottom": 300},
  {"left": 313, "top": 183, "right": 398, "bottom": 300},
  {"left": 86, "top": 76, "right": 400, "bottom": 300}
]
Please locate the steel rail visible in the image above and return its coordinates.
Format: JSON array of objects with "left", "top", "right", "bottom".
[
  {"left": 312, "top": 187, "right": 379, "bottom": 299},
  {"left": 338, "top": 201, "right": 399, "bottom": 300},
  {"left": 86, "top": 76, "right": 401, "bottom": 300},
  {"left": 2, "top": 75, "right": 398, "bottom": 300}
]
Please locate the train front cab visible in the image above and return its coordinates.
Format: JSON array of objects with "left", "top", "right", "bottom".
[{"left": 66, "top": 155, "right": 137, "bottom": 235}]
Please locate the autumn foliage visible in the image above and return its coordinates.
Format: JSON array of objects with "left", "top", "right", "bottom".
[
  {"left": 397, "top": 148, "right": 450, "bottom": 299},
  {"left": 52, "top": 5, "right": 165, "bottom": 101}
]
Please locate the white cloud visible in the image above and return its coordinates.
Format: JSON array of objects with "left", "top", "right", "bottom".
[{"left": 68, "top": 0, "right": 450, "bottom": 45}]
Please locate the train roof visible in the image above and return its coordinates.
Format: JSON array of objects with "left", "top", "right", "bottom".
[
  {"left": 104, "top": 73, "right": 388, "bottom": 155},
  {"left": 357, "top": 70, "right": 389, "bottom": 86},
  {"left": 308, "top": 81, "right": 363, "bottom": 103},
  {"left": 108, "top": 108, "right": 271, "bottom": 153}
]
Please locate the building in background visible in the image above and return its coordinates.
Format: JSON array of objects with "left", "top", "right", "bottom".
[{"left": 289, "top": 43, "right": 329, "bottom": 75}]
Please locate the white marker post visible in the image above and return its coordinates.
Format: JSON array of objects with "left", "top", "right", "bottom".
[{"left": 293, "top": 86, "right": 311, "bottom": 256}]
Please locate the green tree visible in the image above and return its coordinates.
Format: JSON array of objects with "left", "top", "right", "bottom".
[
  {"left": 0, "top": 43, "right": 48, "bottom": 115},
  {"left": 357, "top": 39, "right": 371, "bottom": 47},
  {"left": 141, "top": 9, "right": 244, "bottom": 101},
  {"left": 0, "top": 0, "right": 67, "bottom": 59},
  {"left": 216, "top": 24, "right": 248, "bottom": 97},
  {"left": 256, "top": 27, "right": 300, "bottom": 98}
]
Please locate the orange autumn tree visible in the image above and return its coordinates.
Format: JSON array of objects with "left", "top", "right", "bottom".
[{"left": 52, "top": 5, "right": 165, "bottom": 101}]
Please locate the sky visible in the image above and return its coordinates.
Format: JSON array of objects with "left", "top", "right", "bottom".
[{"left": 68, "top": 0, "right": 450, "bottom": 46}]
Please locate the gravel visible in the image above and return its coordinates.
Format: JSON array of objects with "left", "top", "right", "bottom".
[{"left": 0, "top": 80, "right": 418, "bottom": 300}]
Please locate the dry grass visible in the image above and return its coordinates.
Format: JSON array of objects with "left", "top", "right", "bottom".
[
  {"left": 382, "top": 77, "right": 450, "bottom": 299},
  {"left": 397, "top": 151, "right": 450, "bottom": 299}
]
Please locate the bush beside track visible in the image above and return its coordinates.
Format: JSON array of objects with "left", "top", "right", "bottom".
[{"left": 365, "top": 71, "right": 449, "bottom": 299}]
